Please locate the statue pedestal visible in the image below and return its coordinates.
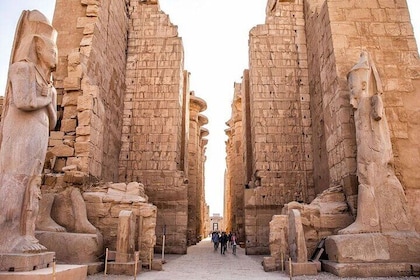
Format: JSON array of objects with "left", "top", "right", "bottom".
[
  {"left": 35, "top": 231, "right": 103, "bottom": 264},
  {"left": 35, "top": 231, "right": 103, "bottom": 274},
  {"left": 0, "top": 252, "right": 54, "bottom": 272},
  {"left": 323, "top": 232, "right": 420, "bottom": 277},
  {"left": 0, "top": 264, "right": 87, "bottom": 280}
]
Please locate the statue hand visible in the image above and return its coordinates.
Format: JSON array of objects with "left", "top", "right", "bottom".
[{"left": 41, "top": 84, "right": 53, "bottom": 98}]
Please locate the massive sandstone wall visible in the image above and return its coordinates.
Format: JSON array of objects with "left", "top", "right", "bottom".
[
  {"left": 242, "top": 0, "right": 314, "bottom": 254},
  {"left": 225, "top": 82, "right": 245, "bottom": 242},
  {"left": 52, "top": 0, "right": 127, "bottom": 182},
  {"left": 304, "top": 0, "right": 420, "bottom": 227},
  {"left": 117, "top": 1, "right": 193, "bottom": 254},
  {"left": 39, "top": 0, "right": 208, "bottom": 254},
  {"left": 225, "top": 0, "right": 420, "bottom": 254}
]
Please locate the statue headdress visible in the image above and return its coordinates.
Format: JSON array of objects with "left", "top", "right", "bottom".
[
  {"left": 348, "top": 51, "right": 383, "bottom": 95},
  {"left": 0, "top": 10, "right": 57, "bottom": 146},
  {"left": 12, "top": 10, "right": 57, "bottom": 64}
]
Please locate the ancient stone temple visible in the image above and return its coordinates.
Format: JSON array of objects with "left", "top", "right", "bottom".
[
  {"left": 0, "top": 3, "right": 208, "bottom": 275},
  {"left": 225, "top": 0, "right": 420, "bottom": 268},
  {"left": 50, "top": 0, "right": 208, "bottom": 255}
]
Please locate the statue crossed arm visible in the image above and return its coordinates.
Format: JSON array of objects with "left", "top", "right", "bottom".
[
  {"left": 339, "top": 51, "right": 413, "bottom": 235},
  {"left": 0, "top": 10, "right": 58, "bottom": 253}
]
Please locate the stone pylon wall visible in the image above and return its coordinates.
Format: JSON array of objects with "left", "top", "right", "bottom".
[
  {"left": 304, "top": 0, "right": 420, "bottom": 228},
  {"left": 42, "top": 0, "right": 209, "bottom": 254},
  {"left": 50, "top": 0, "right": 128, "bottom": 182},
  {"left": 242, "top": 0, "right": 314, "bottom": 254},
  {"left": 118, "top": 1, "right": 190, "bottom": 254}
]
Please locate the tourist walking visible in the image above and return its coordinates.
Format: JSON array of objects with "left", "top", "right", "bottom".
[
  {"left": 220, "top": 232, "right": 228, "bottom": 254},
  {"left": 211, "top": 231, "right": 219, "bottom": 251},
  {"left": 231, "top": 232, "right": 237, "bottom": 255}
]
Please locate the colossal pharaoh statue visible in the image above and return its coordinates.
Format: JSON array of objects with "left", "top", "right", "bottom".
[
  {"left": 0, "top": 10, "right": 57, "bottom": 253},
  {"left": 339, "top": 51, "right": 413, "bottom": 234}
]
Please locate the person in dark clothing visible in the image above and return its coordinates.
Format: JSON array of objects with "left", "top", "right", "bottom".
[
  {"left": 220, "top": 232, "right": 228, "bottom": 255},
  {"left": 211, "top": 231, "right": 220, "bottom": 251}
]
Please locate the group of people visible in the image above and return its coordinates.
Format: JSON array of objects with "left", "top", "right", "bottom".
[{"left": 211, "top": 231, "right": 237, "bottom": 255}]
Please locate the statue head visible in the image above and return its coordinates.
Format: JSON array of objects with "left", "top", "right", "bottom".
[
  {"left": 12, "top": 10, "right": 58, "bottom": 70},
  {"left": 347, "top": 51, "right": 370, "bottom": 109}
]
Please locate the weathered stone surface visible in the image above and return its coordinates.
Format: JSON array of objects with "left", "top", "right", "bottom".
[
  {"left": 0, "top": 252, "right": 54, "bottom": 272},
  {"left": 325, "top": 232, "right": 420, "bottom": 263},
  {"left": 0, "top": 10, "right": 58, "bottom": 254},
  {"left": 339, "top": 51, "right": 413, "bottom": 235},
  {"left": 322, "top": 261, "right": 420, "bottom": 278},
  {"left": 225, "top": 0, "right": 420, "bottom": 264},
  {"left": 262, "top": 256, "right": 277, "bottom": 272},
  {"left": 49, "top": 144, "right": 75, "bottom": 157},
  {"left": 35, "top": 231, "right": 103, "bottom": 264},
  {"left": 115, "top": 211, "right": 136, "bottom": 263},
  {"left": 0, "top": 264, "right": 87, "bottom": 280},
  {"left": 107, "top": 260, "right": 141, "bottom": 276},
  {"left": 83, "top": 182, "right": 157, "bottom": 265},
  {"left": 285, "top": 260, "right": 318, "bottom": 277},
  {"left": 269, "top": 215, "right": 288, "bottom": 268},
  {"left": 288, "top": 209, "right": 307, "bottom": 263},
  {"left": 47, "top": 187, "right": 97, "bottom": 234}
]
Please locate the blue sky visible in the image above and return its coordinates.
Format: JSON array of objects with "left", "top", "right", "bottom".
[{"left": 0, "top": 0, "right": 419, "bottom": 216}]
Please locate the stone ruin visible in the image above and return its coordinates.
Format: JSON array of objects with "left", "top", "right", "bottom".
[
  {"left": 0, "top": 0, "right": 209, "bottom": 279},
  {"left": 1, "top": 0, "right": 419, "bottom": 278},
  {"left": 225, "top": 0, "right": 420, "bottom": 277}
]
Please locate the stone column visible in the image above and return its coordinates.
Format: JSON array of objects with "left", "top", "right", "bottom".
[
  {"left": 198, "top": 124, "right": 209, "bottom": 240},
  {"left": 187, "top": 95, "right": 207, "bottom": 245}
]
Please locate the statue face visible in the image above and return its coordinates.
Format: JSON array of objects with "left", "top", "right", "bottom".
[
  {"left": 348, "top": 69, "right": 368, "bottom": 109},
  {"left": 37, "top": 39, "right": 58, "bottom": 71}
]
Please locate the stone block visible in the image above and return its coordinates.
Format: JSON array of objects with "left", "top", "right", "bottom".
[
  {"left": 61, "top": 92, "right": 80, "bottom": 107},
  {"left": 0, "top": 265, "right": 87, "bottom": 280},
  {"left": 115, "top": 210, "right": 136, "bottom": 263},
  {"left": 35, "top": 232, "right": 103, "bottom": 264},
  {"left": 285, "top": 260, "right": 318, "bottom": 276},
  {"left": 0, "top": 252, "right": 54, "bottom": 272},
  {"left": 63, "top": 170, "right": 88, "bottom": 184},
  {"left": 107, "top": 261, "right": 141, "bottom": 276},
  {"left": 322, "top": 260, "right": 420, "bottom": 277},
  {"left": 263, "top": 256, "right": 277, "bottom": 272},
  {"left": 50, "top": 131, "right": 65, "bottom": 140},
  {"left": 109, "top": 183, "right": 127, "bottom": 192},
  {"left": 78, "top": 110, "right": 91, "bottom": 126},
  {"left": 325, "top": 232, "right": 420, "bottom": 263},
  {"left": 64, "top": 77, "right": 81, "bottom": 91},
  {"left": 77, "top": 95, "right": 94, "bottom": 112},
  {"left": 76, "top": 17, "right": 96, "bottom": 28},
  {"left": 83, "top": 192, "right": 105, "bottom": 203},
  {"left": 152, "top": 259, "right": 163, "bottom": 271},
  {"left": 60, "top": 119, "right": 77, "bottom": 132},
  {"left": 49, "top": 144, "right": 74, "bottom": 157}
]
